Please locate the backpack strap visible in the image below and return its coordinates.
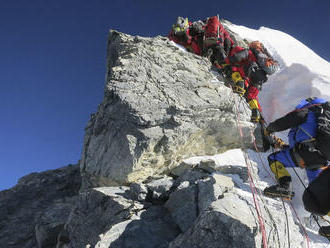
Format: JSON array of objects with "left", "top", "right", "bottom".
[{"left": 298, "top": 125, "right": 315, "bottom": 141}]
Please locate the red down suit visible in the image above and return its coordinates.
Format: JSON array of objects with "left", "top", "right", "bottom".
[{"left": 168, "top": 21, "right": 204, "bottom": 55}]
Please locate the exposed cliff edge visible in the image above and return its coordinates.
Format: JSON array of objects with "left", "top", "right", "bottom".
[
  {"left": 0, "top": 28, "right": 307, "bottom": 248},
  {"left": 0, "top": 164, "right": 81, "bottom": 248},
  {"left": 80, "top": 30, "right": 254, "bottom": 189}
]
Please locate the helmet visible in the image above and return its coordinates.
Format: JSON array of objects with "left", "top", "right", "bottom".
[
  {"left": 172, "top": 17, "right": 189, "bottom": 35},
  {"left": 249, "top": 41, "right": 264, "bottom": 52}
]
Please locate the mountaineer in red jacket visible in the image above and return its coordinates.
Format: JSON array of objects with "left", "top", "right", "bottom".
[
  {"left": 168, "top": 16, "right": 234, "bottom": 63},
  {"left": 222, "top": 41, "right": 279, "bottom": 122},
  {"left": 168, "top": 17, "right": 204, "bottom": 55},
  {"left": 203, "top": 16, "right": 234, "bottom": 65}
]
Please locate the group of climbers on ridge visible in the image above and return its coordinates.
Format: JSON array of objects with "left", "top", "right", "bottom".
[
  {"left": 169, "top": 16, "right": 330, "bottom": 237},
  {"left": 168, "top": 15, "right": 279, "bottom": 123}
]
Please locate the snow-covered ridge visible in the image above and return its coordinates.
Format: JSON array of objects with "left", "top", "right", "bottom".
[
  {"left": 229, "top": 24, "right": 330, "bottom": 121},
  {"left": 2, "top": 23, "right": 330, "bottom": 248},
  {"left": 226, "top": 23, "right": 330, "bottom": 247}
]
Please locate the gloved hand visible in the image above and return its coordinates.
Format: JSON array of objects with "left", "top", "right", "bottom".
[
  {"left": 222, "top": 64, "right": 232, "bottom": 77},
  {"left": 251, "top": 108, "right": 261, "bottom": 123},
  {"left": 233, "top": 81, "right": 245, "bottom": 96},
  {"left": 270, "top": 135, "right": 287, "bottom": 149},
  {"left": 264, "top": 128, "right": 270, "bottom": 137}
]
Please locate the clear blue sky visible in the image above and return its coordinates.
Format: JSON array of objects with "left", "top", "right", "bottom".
[{"left": 1, "top": 0, "right": 329, "bottom": 190}]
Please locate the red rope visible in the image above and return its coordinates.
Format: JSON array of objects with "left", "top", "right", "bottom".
[
  {"left": 231, "top": 92, "right": 311, "bottom": 247},
  {"left": 232, "top": 95, "right": 269, "bottom": 248},
  {"left": 289, "top": 202, "right": 311, "bottom": 248},
  {"left": 250, "top": 121, "right": 311, "bottom": 248}
]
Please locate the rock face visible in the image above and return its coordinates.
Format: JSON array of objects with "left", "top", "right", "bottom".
[
  {"left": 0, "top": 164, "right": 81, "bottom": 248},
  {"left": 0, "top": 28, "right": 308, "bottom": 248},
  {"left": 80, "top": 30, "right": 254, "bottom": 188},
  {"left": 56, "top": 161, "right": 304, "bottom": 248}
]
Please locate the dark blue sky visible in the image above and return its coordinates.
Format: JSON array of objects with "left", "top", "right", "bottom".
[{"left": 1, "top": 0, "right": 329, "bottom": 190}]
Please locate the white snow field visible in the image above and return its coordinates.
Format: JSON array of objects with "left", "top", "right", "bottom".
[{"left": 180, "top": 23, "right": 330, "bottom": 247}]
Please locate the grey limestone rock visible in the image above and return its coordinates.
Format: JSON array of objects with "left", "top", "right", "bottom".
[
  {"left": 80, "top": 30, "right": 254, "bottom": 188},
  {"left": 58, "top": 184, "right": 180, "bottom": 248},
  {"left": 168, "top": 172, "right": 304, "bottom": 248},
  {"left": 0, "top": 164, "right": 81, "bottom": 248},
  {"left": 58, "top": 187, "right": 145, "bottom": 247},
  {"left": 0, "top": 27, "right": 307, "bottom": 248}
]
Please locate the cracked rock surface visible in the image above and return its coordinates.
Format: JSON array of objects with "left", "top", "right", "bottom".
[
  {"left": 0, "top": 29, "right": 305, "bottom": 248},
  {"left": 80, "top": 30, "right": 254, "bottom": 188}
]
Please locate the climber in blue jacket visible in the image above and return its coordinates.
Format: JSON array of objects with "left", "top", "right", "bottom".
[{"left": 263, "top": 97, "right": 329, "bottom": 200}]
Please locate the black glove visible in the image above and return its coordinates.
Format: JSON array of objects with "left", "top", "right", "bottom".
[{"left": 251, "top": 109, "right": 261, "bottom": 123}]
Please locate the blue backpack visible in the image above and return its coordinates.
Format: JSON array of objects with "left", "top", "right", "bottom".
[{"left": 303, "top": 98, "right": 330, "bottom": 160}]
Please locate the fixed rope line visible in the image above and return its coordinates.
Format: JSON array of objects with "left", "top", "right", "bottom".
[
  {"left": 250, "top": 129, "right": 283, "bottom": 248},
  {"left": 260, "top": 138, "right": 310, "bottom": 247},
  {"left": 231, "top": 92, "right": 269, "bottom": 248},
  {"left": 248, "top": 134, "right": 282, "bottom": 248},
  {"left": 262, "top": 115, "right": 312, "bottom": 248},
  {"left": 219, "top": 76, "right": 309, "bottom": 246},
  {"left": 288, "top": 202, "right": 311, "bottom": 248},
  {"left": 249, "top": 121, "right": 310, "bottom": 247},
  {"left": 238, "top": 96, "right": 311, "bottom": 248},
  {"left": 255, "top": 113, "right": 291, "bottom": 248}
]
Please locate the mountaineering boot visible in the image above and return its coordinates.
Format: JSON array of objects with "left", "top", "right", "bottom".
[
  {"left": 263, "top": 176, "right": 295, "bottom": 200},
  {"left": 263, "top": 184, "right": 295, "bottom": 200},
  {"left": 319, "top": 226, "right": 330, "bottom": 237}
]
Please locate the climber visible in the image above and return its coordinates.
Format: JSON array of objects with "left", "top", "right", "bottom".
[
  {"left": 168, "top": 15, "right": 234, "bottom": 64},
  {"left": 168, "top": 16, "right": 205, "bottom": 55},
  {"left": 262, "top": 97, "right": 330, "bottom": 200},
  {"left": 220, "top": 41, "right": 279, "bottom": 123},
  {"left": 202, "top": 15, "right": 234, "bottom": 66},
  {"left": 302, "top": 167, "right": 330, "bottom": 237}
]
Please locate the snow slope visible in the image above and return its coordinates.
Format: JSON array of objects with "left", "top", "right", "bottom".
[
  {"left": 181, "top": 24, "right": 330, "bottom": 247},
  {"left": 230, "top": 24, "right": 330, "bottom": 247},
  {"left": 229, "top": 24, "right": 330, "bottom": 122}
]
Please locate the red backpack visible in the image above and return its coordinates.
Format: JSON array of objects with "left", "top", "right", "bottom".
[
  {"left": 204, "top": 16, "right": 232, "bottom": 47},
  {"left": 204, "top": 16, "right": 222, "bottom": 46}
]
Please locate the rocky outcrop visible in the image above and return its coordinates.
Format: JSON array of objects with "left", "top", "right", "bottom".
[
  {"left": 0, "top": 27, "right": 309, "bottom": 248},
  {"left": 80, "top": 30, "right": 254, "bottom": 188},
  {"left": 0, "top": 164, "right": 81, "bottom": 248},
  {"left": 56, "top": 159, "right": 304, "bottom": 248}
]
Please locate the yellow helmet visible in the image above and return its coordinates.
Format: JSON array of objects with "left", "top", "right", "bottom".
[{"left": 172, "top": 17, "right": 189, "bottom": 35}]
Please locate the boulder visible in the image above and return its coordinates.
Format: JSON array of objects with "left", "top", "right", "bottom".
[{"left": 80, "top": 30, "right": 254, "bottom": 188}]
